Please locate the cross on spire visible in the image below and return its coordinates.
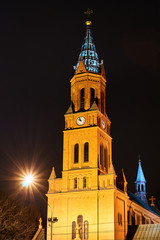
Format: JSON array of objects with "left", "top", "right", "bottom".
[
  {"left": 39, "top": 217, "right": 42, "bottom": 229},
  {"left": 84, "top": 8, "right": 93, "bottom": 26},
  {"left": 84, "top": 8, "right": 93, "bottom": 19},
  {"left": 149, "top": 196, "right": 156, "bottom": 206}
]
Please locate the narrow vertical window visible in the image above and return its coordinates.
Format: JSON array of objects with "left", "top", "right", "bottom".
[
  {"left": 80, "top": 88, "right": 85, "bottom": 108},
  {"left": 74, "top": 143, "right": 79, "bottom": 163},
  {"left": 77, "top": 215, "right": 83, "bottom": 239},
  {"left": 74, "top": 178, "right": 77, "bottom": 189},
  {"left": 142, "top": 215, "right": 145, "bottom": 224},
  {"left": 84, "top": 142, "right": 89, "bottom": 162},
  {"left": 100, "top": 145, "right": 104, "bottom": 169},
  {"left": 83, "top": 177, "right": 87, "bottom": 188},
  {"left": 141, "top": 184, "right": 144, "bottom": 192},
  {"left": 137, "top": 215, "right": 140, "bottom": 225},
  {"left": 90, "top": 88, "right": 95, "bottom": 106},
  {"left": 101, "top": 92, "right": 104, "bottom": 114},
  {"left": 104, "top": 148, "right": 108, "bottom": 171},
  {"left": 132, "top": 211, "right": 135, "bottom": 225},
  {"left": 84, "top": 221, "right": 88, "bottom": 239},
  {"left": 128, "top": 211, "right": 130, "bottom": 225},
  {"left": 118, "top": 213, "right": 120, "bottom": 225},
  {"left": 72, "top": 221, "right": 76, "bottom": 239}
]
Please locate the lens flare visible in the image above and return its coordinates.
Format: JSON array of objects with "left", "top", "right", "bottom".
[
  {"left": 22, "top": 174, "right": 34, "bottom": 187},
  {"left": 2, "top": 151, "right": 48, "bottom": 201}
]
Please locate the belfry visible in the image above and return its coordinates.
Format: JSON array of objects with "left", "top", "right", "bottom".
[
  {"left": 135, "top": 158, "right": 147, "bottom": 204},
  {"left": 46, "top": 10, "right": 160, "bottom": 240}
]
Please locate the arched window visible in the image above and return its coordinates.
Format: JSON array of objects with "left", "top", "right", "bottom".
[
  {"left": 77, "top": 215, "right": 83, "bottom": 239},
  {"left": 83, "top": 177, "right": 87, "bottom": 188},
  {"left": 137, "top": 215, "right": 140, "bottom": 225},
  {"left": 101, "top": 92, "right": 104, "bottom": 114},
  {"left": 100, "top": 145, "right": 104, "bottom": 169},
  {"left": 118, "top": 213, "right": 122, "bottom": 226},
  {"left": 74, "top": 178, "right": 77, "bottom": 189},
  {"left": 128, "top": 211, "right": 130, "bottom": 225},
  {"left": 104, "top": 148, "right": 108, "bottom": 171},
  {"left": 72, "top": 221, "right": 76, "bottom": 239},
  {"left": 142, "top": 215, "right": 145, "bottom": 224},
  {"left": 84, "top": 221, "right": 88, "bottom": 239},
  {"left": 84, "top": 142, "right": 89, "bottom": 162},
  {"left": 132, "top": 211, "right": 135, "bottom": 225},
  {"left": 90, "top": 88, "right": 95, "bottom": 106},
  {"left": 138, "top": 184, "right": 140, "bottom": 192},
  {"left": 80, "top": 88, "right": 85, "bottom": 108},
  {"left": 74, "top": 144, "right": 79, "bottom": 163},
  {"left": 141, "top": 184, "right": 144, "bottom": 192},
  {"left": 72, "top": 216, "right": 89, "bottom": 240}
]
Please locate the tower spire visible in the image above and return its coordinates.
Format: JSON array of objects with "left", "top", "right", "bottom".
[
  {"left": 135, "top": 156, "right": 148, "bottom": 204},
  {"left": 74, "top": 9, "right": 100, "bottom": 73},
  {"left": 84, "top": 8, "right": 93, "bottom": 26}
]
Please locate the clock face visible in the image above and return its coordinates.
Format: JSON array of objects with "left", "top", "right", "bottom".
[
  {"left": 101, "top": 120, "right": 106, "bottom": 129},
  {"left": 76, "top": 116, "right": 86, "bottom": 126}
]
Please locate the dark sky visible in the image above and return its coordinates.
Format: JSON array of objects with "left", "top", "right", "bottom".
[{"left": 0, "top": 1, "right": 160, "bottom": 217}]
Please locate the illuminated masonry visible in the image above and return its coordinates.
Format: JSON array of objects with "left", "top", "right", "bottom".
[{"left": 46, "top": 13, "right": 160, "bottom": 240}]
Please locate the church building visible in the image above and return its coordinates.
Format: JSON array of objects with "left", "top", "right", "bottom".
[{"left": 46, "top": 10, "right": 160, "bottom": 240}]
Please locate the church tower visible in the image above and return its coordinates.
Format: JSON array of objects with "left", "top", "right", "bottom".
[
  {"left": 46, "top": 10, "right": 160, "bottom": 240},
  {"left": 135, "top": 158, "right": 147, "bottom": 204},
  {"left": 63, "top": 10, "right": 115, "bottom": 185},
  {"left": 47, "top": 10, "right": 129, "bottom": 240}
]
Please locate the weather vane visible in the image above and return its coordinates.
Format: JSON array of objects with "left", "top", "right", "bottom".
[{"left": 84, "top": 8, "right": 93, "bottom": 26}]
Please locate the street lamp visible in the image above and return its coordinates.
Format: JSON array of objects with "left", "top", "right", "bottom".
[
  {"left": 22, "top": 174, "right": 34, "bottom": 187},
  {"left": 47, "top": 202, "right": 58, "bottom": 240},
  {"left": 22, "top": 172, "right": 58, "bottom": 240}
]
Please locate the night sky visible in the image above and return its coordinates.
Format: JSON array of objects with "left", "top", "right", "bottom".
[{"left": 0, "top": 1, "right": 160, "bottom": 218}]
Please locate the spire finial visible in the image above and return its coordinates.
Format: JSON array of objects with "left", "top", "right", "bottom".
[
  {"left": 74, "top": 9, "right": 100, "bottom": 73},
  {"left": 39, "top": 217, "right": 42, "bottom": 229},
  {"left": 84, "top": 8, "right": 93, "bottom": 26},
  {"left": 138, "top": 154, "right": 141, "bottom": 162}
]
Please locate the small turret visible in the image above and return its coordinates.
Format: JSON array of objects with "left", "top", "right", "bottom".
[{"left": 135, "top": 157, "right": 148, "bottom": 204}]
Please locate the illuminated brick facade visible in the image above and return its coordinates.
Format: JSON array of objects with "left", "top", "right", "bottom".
[{"left": 46, "top": 16, "right": 160, "bottom": 240}]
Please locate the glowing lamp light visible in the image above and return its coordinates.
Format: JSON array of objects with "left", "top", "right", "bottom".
[{"left": 22, "top": 174, "right": 34, "bottom": 187}]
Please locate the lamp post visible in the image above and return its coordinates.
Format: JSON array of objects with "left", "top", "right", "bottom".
[
  {"left": 47, "top": 203, "right": 58, "bottom": 240},
  {"left": 22, "top": 173, "right": 58, "bottom": 240}
]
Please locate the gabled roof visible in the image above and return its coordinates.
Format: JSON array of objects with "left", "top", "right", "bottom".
[
  {"left": 133, "top": 223, "right": 160, "bottom": 240},
  {"left": 75, "top": 56, "right": 87, "bottom": 74},
  {"left": 136, "top": 160, "right": 146, "bottom": 183},
  {"left": 32, "top": 228, "right": 45, "bottom": 240},
  {"left": 90, "top": 101, "right": 98, "bottom": 111},
  {"left": 65, "top": 105, "right": 73, "bottom": 114},
  {"left": 128, "top": 191, "right": 160, "bottom": 217}
]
